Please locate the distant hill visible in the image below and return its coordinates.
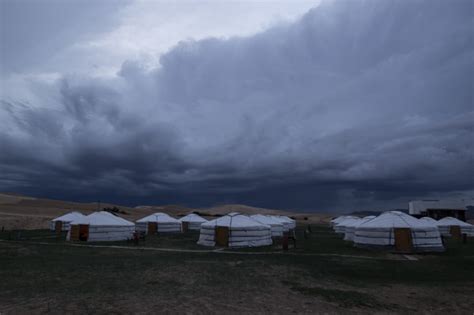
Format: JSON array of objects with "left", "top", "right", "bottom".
[{"left": 0, "top": 193, "right": 332, "bottom": 229}]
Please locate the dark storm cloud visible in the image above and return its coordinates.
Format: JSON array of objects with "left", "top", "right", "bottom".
[{"left": 1, "top": 0, "right": 473, "bottom": 211}]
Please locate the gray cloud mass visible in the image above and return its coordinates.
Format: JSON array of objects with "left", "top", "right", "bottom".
[{"left": 1, "top": 0, "right": 473, "bottom": 211}]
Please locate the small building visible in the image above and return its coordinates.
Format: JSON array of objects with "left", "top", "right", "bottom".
[
  {"left": 198, "top": 213, "right": 272, "bottom": 248},
  {"left": 435, "top": 217, "right": 474, "bottom": 238},
  {"left": 50, "top": 211, "right": 85, "bottom": 232},
  {"left": 136, "top": 213, "right": 182, "bottom": 234},
  {"left": 179, "top": 213, "right": 208, "bottom": 231},
  {"left": 354, "top": 211, "right": 444, "bottom": 253},
  {"left": 67, "top": 211, "right": 135, "bottom": 242},
  {"left": 250, "top": 214, "right": 284, "bottom": 237},
  {"left": 408, "top": 200, "right": 467, "bottom": 221}
]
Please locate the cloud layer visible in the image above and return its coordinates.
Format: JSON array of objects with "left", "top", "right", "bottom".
[{"left": 1, "top": 0, "right": 473, "bottom": 211}]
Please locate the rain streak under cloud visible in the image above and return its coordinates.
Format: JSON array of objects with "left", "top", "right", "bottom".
[{"left": 0, "top": 0, "right": 473, "bottom": 211}]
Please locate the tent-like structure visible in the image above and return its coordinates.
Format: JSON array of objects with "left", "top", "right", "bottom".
[
  {"left": 354, "top": 211, "right": 444, "bottom": 252},
  {"left": 343, "top": 216, "right": 376, "bottom": 241},
  {"left": 136, "top": 213, "right": 182, "bottom": 234},
  {"left": 270, "top": 216, "right": 296, "bottom": 232},
  {"left": 67, "top": 211, "right": 134, "bottom": 242},
  {"left": 50, "top": 211, "right": 85, "bottom": 232},
  {"left": 333, "top": 216, "right": 359, "bottom": 234},
  {"left": 419, "top": 217, "right": 438, "bottom": 224},
  {"left": 250, "top": 214, "right": 284, "bottom": 237},
  {"left": 330, "top": 216, "right": 348, "bottom": 227},
  {"left": 198, "top": 213, "right": 272, "bottom": 248},
  {"left": 435, "top": 217, "right": 474, "bottom": 237},
  {"left": 179, "top": 213, "right": 208, "bottom": 231}
]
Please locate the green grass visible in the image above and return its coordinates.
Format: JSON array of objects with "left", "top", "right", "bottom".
[{"left": 1, "top": 224, "right": 474, "bottom": 312}]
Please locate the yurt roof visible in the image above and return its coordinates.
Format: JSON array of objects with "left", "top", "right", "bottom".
[
  {"left": 202, "top": 214, "right": 270, "bottom": 228},
  {"left": 274, "top": 216, "right": 295, "bottom": 223},
  {"left": 335, "top": 216, "right": 360, "bottom": 226},
  {"left": 70, "top": 211, "right": 134, "bottom": 226},
  {"left": 419, "top": 217, "right": 438, "bottom": 224},
  {"left": 137, "top": 212, "right": 180, "bottom": 223},
  {"left": 358, "top": 211, "right": 434, "bottom": 228},
  {"left": 179, "top": 213, "right": 207, "bottom": 223},
  {"left": 344, "top": 216, "right": 375, "bottom": 228},
  {"left": 331, "top": 216, "right": 348, "bottom": 224},
  {"left": 436, "top": 217, "right": 472, "bottom": 227},
  {"left": 250, "top": 214, "right": 284, "bottom": 226},
  {"left": 52, "top": 211, "right": 85, "bottom": 222}
]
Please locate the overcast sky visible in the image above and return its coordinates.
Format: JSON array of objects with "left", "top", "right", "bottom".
[{"left": 0, "top": 0, "right": 473, "bottom": 212}]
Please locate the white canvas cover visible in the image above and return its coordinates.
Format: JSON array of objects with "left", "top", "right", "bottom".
[
  {"left": 179, "top": 213, "right": 208, "bottom": 230},
  {"left": 250, "top": 214, "right": 284, "bottom": 237},
  {"left": 333, "top": 216, "right": 359, "bottom": 234},
  {"left": 354, "top": 211, "right": 444, "bottom": 252},
  {"left": 198, "top": 213, "right": 272, "bottom": 248},
  {"left": 67, "top": 211, "right": 134, "bottom": 242},
  {"left": 419, "top": 217, "right": 438, "bottom": 224},
  {"left": 270, "top": 215, "right": 296, "bottom": 231},
  {"left": 50, "top": 211, "right": 85, "bottom": 231},
  {"left": 436, "top": 217, "right": 474, "bottom": 236},
  {"left": 343, "top": 216, "right": 376, "bottom": 241},
  {"left": 136, "top": 212, "right": 182, "bottom": 233},
  {"left": 330, "top": 216, "right": 348, "bottom": 227}
]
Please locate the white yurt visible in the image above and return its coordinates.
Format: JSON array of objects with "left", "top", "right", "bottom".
[
  {"left": 179, "top": 213, "right": 208, "bottom": 231},
  {"left": 250, "top": 214, "right": 284, "bottom": 237},
  {"left": 330, "top": 216, "right": 348, "bottom": 227},
  {"left": 354, "top": 211, "right": 444, "bottom": 252},
  {"left": 333, "top": 216, "right": 359, "bottom": 234},
  {"left": 67, "top": 211, "right": 135, "bottom": 242},
  {"left": 136, "top": 213, "right": 182, "bottom": 234},
  {"left": 436, "top": 217, "right": 474, "bottom": 237},
  {"left": 419, "top": 217, "right": 438, "bottom": 224},
  {"left": 50, "top": 211, "right": 85, "bottom": 232},
  {"left": 343, "top": 216, "right": 376, "bottom": 241},
  {"left": 270, "top": 216, "right": 296, "bottom": 232},
  {"left": 198, "top": 213, "right": 272, "bottom": 248}
]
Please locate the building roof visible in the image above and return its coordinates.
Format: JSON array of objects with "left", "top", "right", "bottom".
[
  {"left": 344, "top": 216, "right": 375, "bottom": 228},
  {"left": 358, "top": 211, "right": 435, "bottom": 229},
  {"left": 202, "top": 213, "right": 270, "bottom": 230},
  {"left": 52, "top": 211, "right": 85, "bottom": 222},
  {"left": 179, "top": 213, "right": 207, "bottom": 223},
  {"left": 70, "top": 211, "right": 134, "bottom": 226},
  {"left": 136, "top": 212, "right": 181, "bottom": 223},
  {"left": 250, "top": 214, "right": 284, "bottom": 226},
  {"left": 436, "top": 216, "right": 472, "bottom": 227}
]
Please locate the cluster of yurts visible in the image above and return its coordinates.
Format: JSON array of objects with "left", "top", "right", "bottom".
[
  {"left": 50, "top": 211, "right": 296, "bottom": 248},
  {"left": 331, "top": 211, "right": 474, "bottom": 252}
]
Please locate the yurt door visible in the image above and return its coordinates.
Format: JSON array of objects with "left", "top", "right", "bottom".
[
  {"left": 215, "top": 226, "right": 229, "bottom": 247},
  {"left": 70, "top": 225, "right": 80, "bottom": 241},
  {"left": 148, "top": 222, "right": 157, "bottom": 234},
  {"left": 79, "top": 224, "right": 89, "bottom": 241},
  {"left": 182, "top": 222, "right": 189, "bottom": 232},
  {"left": 55, "top": 221, "right": 63, "bottom": 233},
  {"left": 450, "top": 226, "right": 461, "bottom": 239},
  {"left": 394, "top": 228, "right": 412, "bottom": 252}
]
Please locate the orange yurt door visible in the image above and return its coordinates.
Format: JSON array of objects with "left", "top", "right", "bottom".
[
  {"left": 148, "top": 222, "right": 157, "bottom": 234},
  {"left": 394, "top": 228, "right": 412, "bottom": 252},
  {"left": 215, "top": 226, "right": 229, "bottom": 247},
  {"left": 55, "top": 221, "right": 63, "bottom": 233},
  {"left": 79, "top": 224, "right": 89, "bottom": 241}
]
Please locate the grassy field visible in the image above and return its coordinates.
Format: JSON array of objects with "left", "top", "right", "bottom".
[{"left": 1, "top": 225, "right": 474, "bottom": 314}]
